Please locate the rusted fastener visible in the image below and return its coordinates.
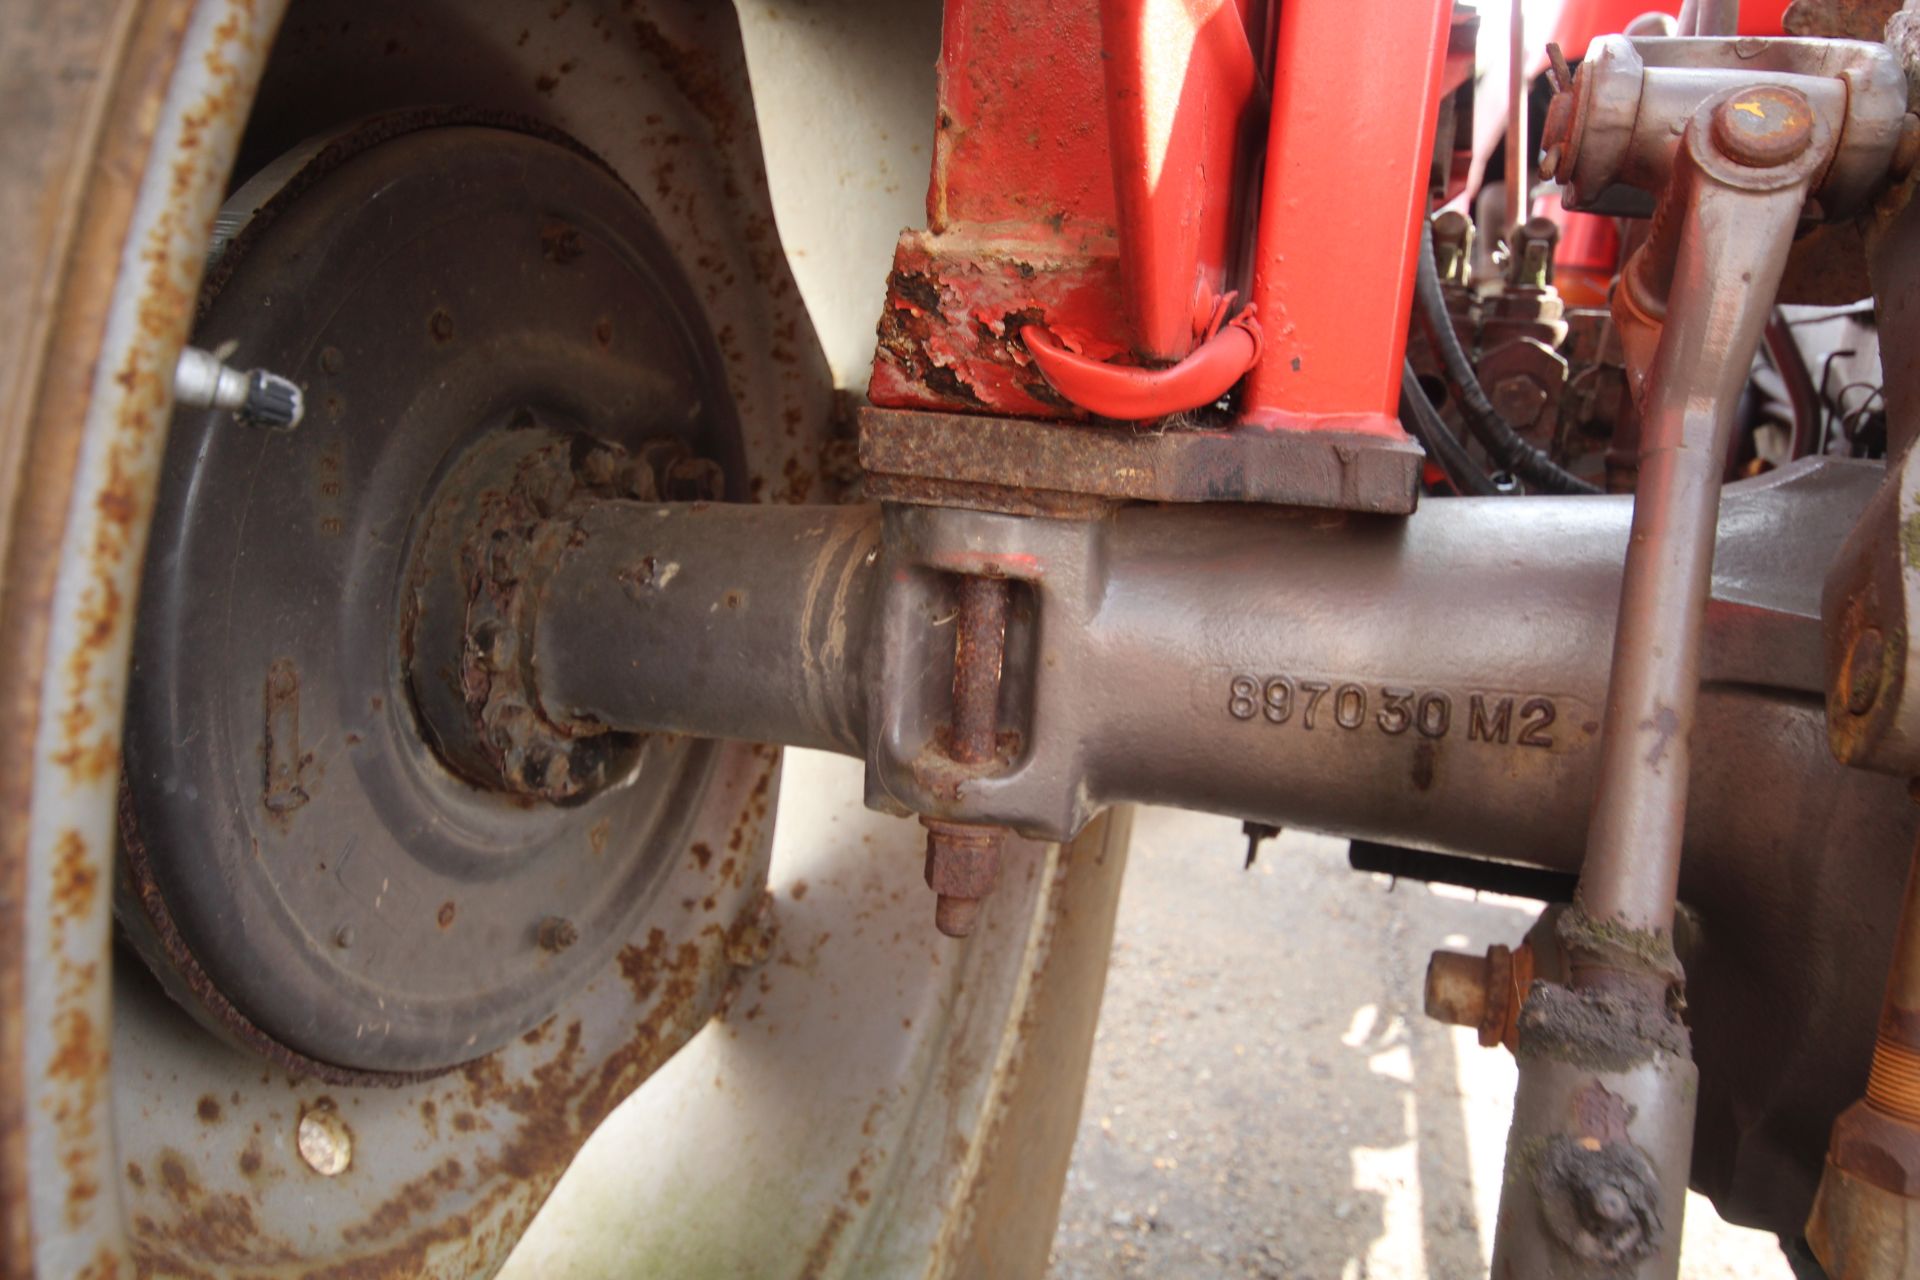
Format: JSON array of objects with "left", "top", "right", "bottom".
[
  {"left": 1424, "top": 942, "right": 1534, "bottom": 1050},
  {"left": 923, "top": 574, "right": 1011, "bottom": 937},
  {"left": 923, "top": 818, "right": 1005, "bottom": 937},
  {"left": 536, "top": 916, "right": 579, "bottom": 953}
]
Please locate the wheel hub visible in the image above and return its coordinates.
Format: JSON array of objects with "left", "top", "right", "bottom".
[{"left": 118, "top": 119, "right": 744, "bottom": 1077}]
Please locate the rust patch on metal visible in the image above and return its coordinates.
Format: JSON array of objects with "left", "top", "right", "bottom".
[
  {"left": 870, "top": 255, "right": 1086, "bottom": 419},
  {"left": 797, "top": 1207, "right": 853, "bottom": 1280},
  {"left": 858, "top": 404, "right": 1422, "bottom": 517},
  {"left": 263, "top": 658, "right": 310, "bottom": 816},
  {"left": 627, "top": 17, "right": 742, "bottom": 149},
  {"left": 132, "top": 1148, "right": 299, "bottom": 1269},
  {"left": 52, "top": 828, "right": 100, "bottom": 922},
  {"left": 339, "top": 1158, "right": 464, "bottom": 1246}
]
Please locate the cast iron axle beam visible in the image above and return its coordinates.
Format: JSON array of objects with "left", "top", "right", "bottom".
[{"left": 519, "top": 463, "right": 1862, "bottom": 866}]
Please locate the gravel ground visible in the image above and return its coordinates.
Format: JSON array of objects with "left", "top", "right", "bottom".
[{"left": 1047, "top": 806, "right": 1794, "bottom": 1280}]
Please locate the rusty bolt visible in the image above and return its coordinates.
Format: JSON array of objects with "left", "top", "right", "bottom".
[
  {"left": 575, "top": 443, "right": 626, "bottom": 489},
  {"left": 1845, "top": 626, "right": 1887, "bottom": 716},
  {"left": 1536, "top": 1137, "right": 1661, "bottom": 1264},
  {"left": 1710, "top": 86, "right": 1814, "bottom": 168},
  {"left": 537, "top": 916, "right": 579, "bottom": 953},
  {"left": 923, "top": 817, "right": 1005, "bottom": 938},
  {"left": 1424, "top": 943, "right": 1532, "bottom": 1048}
]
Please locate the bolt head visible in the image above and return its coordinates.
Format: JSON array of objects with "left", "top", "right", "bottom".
[
  {"left": 297, "top": 1106, "right": 353, "bottom": 1176},
  {"left": 537, "top": 916, "right": 580, "bottom": 953},
  {"left": 1585, "top": 1183, "right": 1632, "bottom": 1224},
  {"left": 1710, "top": 86, "right": 1814, "bottom": 168},
  {"left": 1491, "top": 376, "right": 1550, "bottom": 428}
]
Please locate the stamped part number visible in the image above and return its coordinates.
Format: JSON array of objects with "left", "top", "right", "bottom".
[{"left": 1226, "top": 675, "right": 1557, "bottom": 748}]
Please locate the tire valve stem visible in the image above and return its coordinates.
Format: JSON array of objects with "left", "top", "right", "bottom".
[
  {"left": 922, "top": 574, "right": 1011, "bottom": 938},
  {"left": 173, "top": 343, "right": 305, "bottom": 429}
]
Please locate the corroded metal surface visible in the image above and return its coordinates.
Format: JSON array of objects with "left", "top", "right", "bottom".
[
  {"left": 495, "top": 752, "right": 1135, "bottom": 1280},
  {"left": 115, "top": 746, "right": 783, "bottom": 1279},
  {"left": 860, "top": 406, "right": 1422, "bottom": 516},
  {"left": 1, "top": 0, "right": 839, "bottom": 1274},
  {"left": 1825, "top": 438, "right": 1920, "bottom": 775},
  {"left": 0, "top": 3, "right": 287, "bottom": 1275},
  {"left": 921, "top": 576, "right": 1012, "bottom": 937}
]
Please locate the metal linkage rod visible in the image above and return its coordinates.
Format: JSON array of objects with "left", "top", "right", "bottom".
[{"left": 1490, "top": 84, "right": 1834, "bottom": 1279}]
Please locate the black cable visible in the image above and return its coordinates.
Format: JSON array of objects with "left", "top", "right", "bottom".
[
  {"left": 1413, "top": 219, "right": 1601, "bottom": 495},
  {"left": 1400, "top": 361, "right": 1501, "bottom": 496}
]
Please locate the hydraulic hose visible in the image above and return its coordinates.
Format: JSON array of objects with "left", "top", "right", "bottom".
[
  {"left": 1414, "top": 219, "right": 1601, "bottom": 496},
  {"left": 1400, "top": 361, "right": 1502, "bottom": 496}
]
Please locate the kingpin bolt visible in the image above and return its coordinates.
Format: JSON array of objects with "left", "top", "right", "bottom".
[
  {"left": 1845, "top": 626, "right": 1886, "bottom": 716},
  {"left": 923, "top": 573, "right": 1013, "bottom": 938},
  {"left": 1710, "top": 85, "right": 1814, "bottom": 169}
]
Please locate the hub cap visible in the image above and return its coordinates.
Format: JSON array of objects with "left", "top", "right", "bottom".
[{"left": 119, "top": 120, "right": 743, "bottom": 1077}]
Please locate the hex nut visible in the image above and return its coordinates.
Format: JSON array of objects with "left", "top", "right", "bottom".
[{"left": 1830, "top": 1099, "right": 1920, "bottom": 1196}]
